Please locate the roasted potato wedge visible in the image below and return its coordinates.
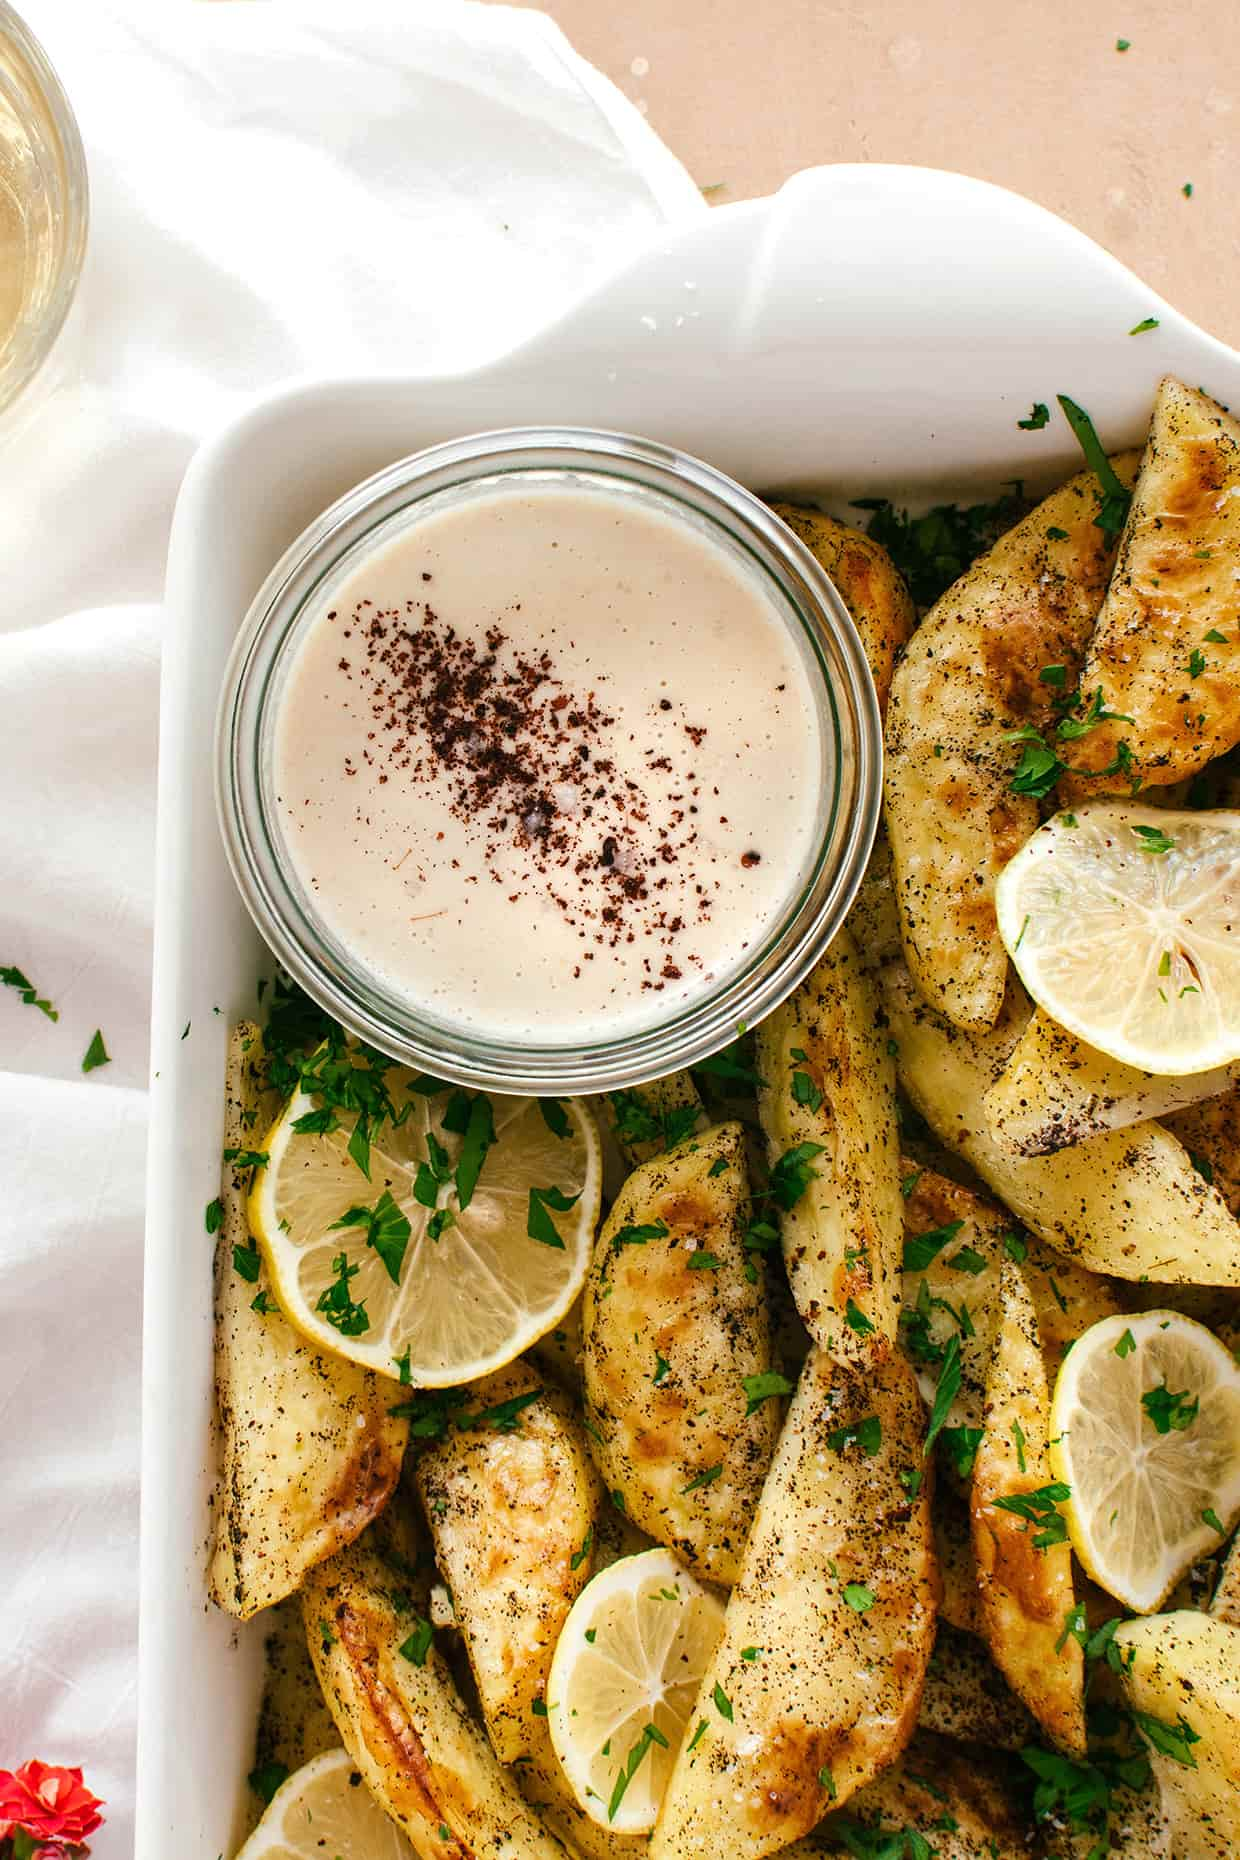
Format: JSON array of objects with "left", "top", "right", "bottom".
[
  {"left": 1066, "top": 378, "right": 1240, "bottom": 794},
  {"left": 414, "top": 1361, "right": 600, "bottom": 1763},
  {"left": 984, "top": 1007, "right": 1237, "bottom": 1155},
  {"left": 648, "top": 1349, "right": 937, "bottom": 1860},
  {"left": 790, "top": 1733, "right": 1029, "bottom": 1858},
  {"left": 918, "top": 1619, "right": 1039, "bottom": 1751},
  {"left": 756, "top": 930, "right": 902, "bottom": 1357},
  {"left": 1164, "top": 1082, "right": 1240, "bottom": 1217},
  {"left": 602, "top": 1074, "right": 708, "bottom": 1169},
  {"left": 303, "top": 1525, "right": 568, "bottom": 1859},
  {"left": 1115, "top": 1610, "right": 1240, "bottom": 1859},
  {"left": 210, "top": 1024, "right": 407, "bottom": 1619},
  {"left": 519, "top": 1727, "right": 646, "bottom": 1860},
  {"left": 901, "top": 1159, "right": 1125, "bottom": 1428},
  {"left": 582, "top": 1122, "right": 776, "bottom": 1584},
  {"left": 971, "top": 1258, "right": 1085, "bottom": 1755},
  {"left": 884, "top": 458, "right": 1138, "bottom": 1032},
  {"left": 882, "top": 962, "right": 1240, "bottom": 1284},
  {"left": 770, "top": 502, "right": 915, "bottom": 716}
]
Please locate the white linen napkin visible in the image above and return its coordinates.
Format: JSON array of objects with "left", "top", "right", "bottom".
[{"left": 0, "top": 4, "right": 701, "bottom": 1848}]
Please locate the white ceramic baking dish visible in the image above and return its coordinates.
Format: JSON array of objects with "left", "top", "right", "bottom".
[{"left": 139, "top": 163, "right": 1240, "bottom": 1858}]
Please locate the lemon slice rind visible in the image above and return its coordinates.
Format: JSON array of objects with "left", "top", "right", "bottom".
[
  {"left": 235, "top": 1747, "right": 415, "bottom": 1859},
  {"left": 249, "top": 1074, "right": 600, "bottom": 1387},
  {"left": 546, "top": 1547, "right": 724, "bottom": 1834},
  {"left": 1049, "top": 1309, "right": 1240, "bottom": 1613},
  {"left": 995, "top": 802, "right": 1240, "bottom": 1077}
]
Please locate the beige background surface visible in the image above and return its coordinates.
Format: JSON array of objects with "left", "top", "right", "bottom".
[{"left": 507, "top": 0, "right": 1240, "bottom": 347}]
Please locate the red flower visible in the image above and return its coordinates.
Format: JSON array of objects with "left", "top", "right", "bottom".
[{"left": 0, "top": 1764, "right": 104, "bottom": 1846}]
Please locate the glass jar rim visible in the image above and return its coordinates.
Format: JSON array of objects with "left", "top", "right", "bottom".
[
  {"left": 0, "top": 1, "right": 89, "bottom": 415},
  {"left": 216, "top": 426, "right": 883, "bottom": 1093}
]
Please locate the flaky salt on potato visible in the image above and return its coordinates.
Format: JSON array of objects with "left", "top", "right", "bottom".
[
  {"left": 210, "top": 1023, "right": 407, "bottom": 1621},
  {"left": 582, "top": 1121, "right": 777, "bottom": 1585},
  {"left": 1066, "top": 378, "right": 1240, "bottom": 795},
  {"left": 883, "top": 459, "right": 1138, "bottom": 1033}
]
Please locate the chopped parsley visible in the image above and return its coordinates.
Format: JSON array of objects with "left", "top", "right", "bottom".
[
  {"left": 900, "top": 1169, "right": 922, "bottom": 1200},
  {"left": 1114, "top": 1328, "right": 1137, "bottom": 1358},
  {"left": 686, "top": 1720, "right": 708, "bottom": 1753},
  {"left": 681, "top": 1463, "right": 723, "bottom": 1494},
  {"left": 939, "top": 1424, "right": 984, "bottom": 1479},
  {"left": 399, "top": 1617, "right": 434, "bottom": 1667},
  {"left": 841, "top": 1581, "right": 876, "bottom": 1614},
  {"left": 232, "top": 1242, "right": 262, "bottom": 1284},
  {"left": 742, "top": 1370, "right": 794, "bottom": 1414},
  {"left": 1003, "top": 1231, "right": 1028, "bottom": 1262},
  {"left": 607, "top": 1723, "right": 668, "bottom": 1822},
  {"left": 247, "top": 1760, "right": 289, "bottom": 1805},
  {"left": 571, "top": 1527, "right": 593, "bottom": 1572},
  {"left": 82, "top": 1029, "right": 110, "bottom": 1073},
  {"left": 316, "top": 1251, "right": 369, "bottom": 1337},
  {"left": 851, "top": 484, "right": 1026, "bottom": 609},
  {"left": 1205, "top": 627, "right": 1228, "bottom": 643},
  {"left": 527, "top": 1183, "right": 581, "bottom": 1249},
  {"left": 538, "top": 1096, "right": 570, "bottom": 1138},
  {"left": 947, "top": 1244, "right": 987, "bottom": 1276},
  {"left": 1190, "top": 1150, "right": 1215, "bottom": 1185},
  {"left": 1188, "top": 648, "right": 1207, "bottom": 679},
  {"left": 612, "top": 1219, "right": 670, "bottom": 1249},
  {"left": 923, "top": 1334, "right": 962, "bottom": 1456},
  {"left": 653, "top": 1352, "right": 671, "bottom": 1386},
  {"left": 204, "top": 1197, "right": 224, "bottom": 1235},
  {"left": 1129, "top": 316, "right": 1160, "bottom": 334},
  {"left": 1132, "top": 823, "right": 1175, "bottom": 855},
  {"left": 331, "top": 1188, "right": 411, "bottom": 1285},
  {"left": 1057, "top": 394, "right": 1132, "bottom": 538},
  {"left": 791, "top": 1068, "right": 824, "bottom": 1113},
  {"left": 1018, "top": 402, "right": 1050, "bottom": 430},
  {"left": 687, "top": 1250, "right": 723, "bottom": 1271},
  {"left": 1131, "top": 1709, "right": 1200, "bottom": 1767},
  {"left": 1012, "top": 1416, "right": 1027, "bottom": 1473},
  {"left": 1116, "top": 36, "right": 1131, "bottom": 48},
  {"left": 0, "top": 964, "right": 57, "bottom": 1020},
  {"left": 693, "top": 1042, "right": 764, "bottom": 1089},
  {"left": 992, "top": 1480, "right": 1071, "bottom": 1548},
  {"left": 1203, "top": 1506, "right": 1226, "bottom": 1535},
  {"left": 390, "top": 1386, "right": 542, "bottom": 1436},
  {"left": 607, "top": 1088, "right": 699, "bottom": 1154},
  {"left": 413, "top": 1131, "right": 453, "bottom": 1207},
  {"left": 393, "top": 1346, "right": 411, "bottom": 1384},
  {"left": 902, "top": 1218, "right": 965, "bottom": 1273},
  {"left": 451, "top": 1093, "right": 495, "bottom": 1210},
  {"left": 826, "top": 1414, "right": 883, "bottom": 1457},
  {"left": 768, "top": 1141, "right": 825, "bottom": 1210},
  {"left": 844, "top": 1299, "right": 876, "bottom": 1336},
  {"left": 712, "top": 1682, "right": 733, "bottom": 1721},
  {"left": 1141, "top": 1382, "right": 1198, "bottom": 1434}
]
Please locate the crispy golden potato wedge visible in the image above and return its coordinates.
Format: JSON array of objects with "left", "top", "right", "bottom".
[
  {"left": 210, "top": 1024, "right": 407, "bottom": 1620},
  {"left": 984, "top": 1008, "right": 1238, "bottom": 1155},
  {"left": 770, "top": 503, "right": 915, "bottom": 716},
  {"left": 882, "top": 963, "right": 1240, "bottom": 1284},
  {"left": 602, "top": 1075, "right": 708, "bottom": 1170},
  {"left": 1115, "top": 1611, "right": 1240, "bottom": 1859},
  {"left": 971, "top": 1258, "right": 1086, "bottom": 1755},
  {"left": 414, "top": 1361, "right": 600, "bottom": 1764},
  {"left": 884, "top": 459, "right": 1138, "bottom": 1032},
  {"left": 519, "top": 1726, "right": 647, "bottom": 1860},
  {"left": 843, "top": 832, "right": 902, "bottom": 972},
  {"left": 756, "top": 930, "right": 902, "bottom": 1357},
  {"left": 253, "top": 1594, "right": 340, "bottom": 1785},
  {"left": 582, "top": 1122, "right": 776, "bottom": 1585},
  {"left": 788, "top": 1733, "right": 1029, "bottom": 1858},
  {"left": 1164, "top": 1082, "right": 1240, "bottom": 1217},
  {"left": 303, "top": 1526, "right": 568, "bottom": 1859},
  {"left": 900, "top": 1160, "right": 1125, "bottom": 1428},
  {"left": 1066, "top": 379, "right": 1240, "bottom": 794},
  {"left": 648, "top": 1350, "right": 937, "bottom": 1860},
  {"left": 918, "top": 1620, "right": 1039, "bottom": 1751},
  {"left": 1211, "top": 1537, "right": 1240, "bottom": 1625}
]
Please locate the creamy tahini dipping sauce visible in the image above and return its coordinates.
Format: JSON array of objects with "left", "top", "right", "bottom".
[{"left": 273, "top": 479, "right": 824, "bottom": 1041}]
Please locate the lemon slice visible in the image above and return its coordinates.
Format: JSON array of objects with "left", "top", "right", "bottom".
[
  {"left": 994, "top": 802, "right": 1240, "bottom": 1075},
  {"left": 235, "top": 1748, "right": 414, "bottom": 1859},
  {"left": 250, "top": 1067, "right": 600, "bottom": 1385},
  {"left": 1049, "top": 1310, "right": 1240, "bottom": 1612},
  {"left": 546, "top": 1548, "right": 724, "bottom": 1833}
]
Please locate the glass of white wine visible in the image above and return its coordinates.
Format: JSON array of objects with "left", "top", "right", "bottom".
[{"left": 0, "top": 1, "right": 86, "bottom": 419}]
